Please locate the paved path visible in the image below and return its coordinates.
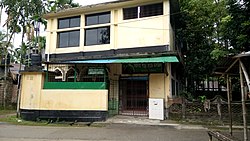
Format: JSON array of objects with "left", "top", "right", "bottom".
[
  {"left": 0, "top": 123, "right": 209, "bottom": 141},
  {"left": 106, "top": 115, "right": 205, "bottom": 130},
  {"left": 0, "top": 114, "right": 248, "bottom": 141}
]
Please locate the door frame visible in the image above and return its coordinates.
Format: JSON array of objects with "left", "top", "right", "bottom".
[{"left": 119, "top": 75, "right": 149, "bottom": 116}]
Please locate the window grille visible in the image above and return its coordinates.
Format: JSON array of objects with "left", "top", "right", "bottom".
[
  {"left": 123, "top": 7, "right": 138, "bottom": 20},
  {"left": 123, "top": 3, "right": 163, "bottom": 20},
  {"left": 140, "top": 3, "right": 163, "bottom": 18}
]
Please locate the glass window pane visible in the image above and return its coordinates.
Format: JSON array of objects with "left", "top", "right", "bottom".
[
  {"left": 86, "top": 12, "right": 110, "bottom": 26},
  {"left": 70, "top": 16, "right": 80, "bottom": 28},
  {"left": 140, "top": 3, "right": 163, "bottom": 18},
  {"left": 98, "top": 27, "right": 110, "bottom": 44},
  {"left": 58, "top": 19, "right": 69, "bottom": 29},
  {"left": 58, "top": 32, "right": 69, "bottom": 48},
  {"left": 69, "top": 30, "right": 80, "bottom": 47},
  {"left": 123, "top": 7, "right": 138, "bottom": 20},
  {"left": 85, "top": 29, "right": 98, "bottom": 45},
  {"left": 86, "top": 15, "right": 98, "bottom": 26},
  {"left": 98, "top": 12, "right": 110, "bottom": 24}
]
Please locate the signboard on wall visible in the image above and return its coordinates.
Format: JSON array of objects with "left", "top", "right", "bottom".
[{"left": 122, "top": 63, "right": 163, "bottom": 74}]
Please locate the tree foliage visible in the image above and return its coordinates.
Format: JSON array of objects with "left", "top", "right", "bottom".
[
  {"left": 0, "top": 0, "right": 79, "bottom": 109},
  {"left": 179, "top": 0, "right": 227, "bottom": 80},
  {"left": 0, "top": 31, "right": 13, "bottom": 65},
  {"left": 222, "top": 0, "right": 250, "bottom": 52},
  {"left": 48, "top": 0, "right": 80, "bottom": 12},
  {"left": 0, "top": 0, "right": 79, "bottom": 65},
  {"left": 179, "top": 0, "right": 249, "bottom": 82}
]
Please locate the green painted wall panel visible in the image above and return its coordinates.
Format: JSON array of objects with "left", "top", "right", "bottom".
[{"left": 43, "top": 82, "right": 107, "bottom": 89}]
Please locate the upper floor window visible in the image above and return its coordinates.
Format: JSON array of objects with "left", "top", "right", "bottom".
[
  {"left": 58, "top": 30, "right": 80, "bottom": 48},
  {"left": 57, "top": 16, "right": 80, "bottom": 48},
  {"left": 140, "top": 3, "right": 163, "bottom": 18},
  {"left": 85, "top": 12, "right": 110, "bottom": 26},
  {"left": 58, "top": 16, "right": 80, "bottom": 29},
  {"left": 123, "top": 7, "right": 138, "bottom": 20},
  {"left": 85, "top": 27, "right": 110, "bottom": 46},
  {"left": 123, "top": 3, "right": 163, "bottom": 20},
  {"left": 85, "top": 12, "right": 111, "bottom": 46}
]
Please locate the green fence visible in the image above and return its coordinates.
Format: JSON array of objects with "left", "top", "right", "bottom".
[{"left": 43, "top": 82, "right": 107, "bottom": 89}]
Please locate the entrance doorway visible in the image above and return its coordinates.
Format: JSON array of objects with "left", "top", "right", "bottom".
[{"left": 119, "top": 76, "right": 148, "bottom": 116}]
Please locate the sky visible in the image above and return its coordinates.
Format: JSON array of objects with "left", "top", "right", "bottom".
[
  {"left": 1, "top": 0, "right": 115, "bottom": 48},
  {"left": 75, "top": 0, "right": 116, "bottom": 6}
]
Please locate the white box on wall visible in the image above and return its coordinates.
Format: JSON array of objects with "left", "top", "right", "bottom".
[{"left": 149, "top": 98, "right": 164, "bottom": 120}]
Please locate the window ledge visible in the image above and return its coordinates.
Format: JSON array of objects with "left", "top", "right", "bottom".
[
  {"left": 121, "top": 14, "right": 166, "bottom": 23},
  {"left": 57, "top": 27, "right": 81, "bottom": 32},
  {"left": 84, "top": 23, "right": 111, "bottom": 29},
  {"left": 56, "top": 46, "right": 80, "bottom": 49}
]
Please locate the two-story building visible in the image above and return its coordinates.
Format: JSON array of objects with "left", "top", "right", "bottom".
[{"left": 19, "top": 0, "right": 183, "bottom": 121}]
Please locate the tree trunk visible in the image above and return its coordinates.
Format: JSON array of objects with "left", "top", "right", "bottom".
[{"left": 3, "top": 53, "right": 8, "bottom": 109}]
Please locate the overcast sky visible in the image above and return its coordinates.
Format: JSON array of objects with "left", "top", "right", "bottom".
[{"left": 75, "top": 0, "right": 116, "bottom": 6}]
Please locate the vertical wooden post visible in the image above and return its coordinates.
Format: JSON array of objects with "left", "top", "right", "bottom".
[
  {"left": 182, "top": 97, "right": 186, "bottom": 119},
  {"left": 239, "top": 61, "right": 248, "bottom": 141},
  {"left": 208, "top": 134, "right": 212, "bottom": 141},
  {"left": 74, "top": 64, "right": 77, "bottom": 82},
  {"left": 207, "top": 75, "right": 209, "bottom": 91},
  {"left": 226, "top": 75, "right": 233, "bottom": 135},
  {"left": 239, "top": 60, "right": 250, "bottom": 92},
  {"left": 217, "top": 96, "right": 222, "bottom": 121}
]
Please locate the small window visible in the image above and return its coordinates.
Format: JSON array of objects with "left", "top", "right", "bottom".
[
  {"left": 85, "top": 27, "right": 110, "bottom": 46},
  {"left": 58, "top": 16, "right": 80, "bottom": 29},
  {"left": 54, "top": 69, "right": 63, "bottom": 82},
  {"left": 140, "top": 3, "right": 163, "bottom": 18},
  {"left": 58, "top": 30, "right": 80, "bottom": 48},
  {"left": 123, "top": 7, "right": 138, "bottom": 20},
  {"left": 66, "top": 69, "right": 75, "bottom": 82},
  {"left": 85, "top": 12, "right": 110, "bottom": 26},
  {"left": 123, "top": 3, "right": 163, "bottom": 20}
]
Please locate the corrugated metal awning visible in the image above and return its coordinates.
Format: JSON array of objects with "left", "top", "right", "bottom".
[{"left": 67, "top": 56, "right": 179, "bottom": 64}]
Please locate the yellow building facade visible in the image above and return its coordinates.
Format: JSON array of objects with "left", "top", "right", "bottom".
[{"left": 20, "top": 0, "right": 182, "bottom": 121}]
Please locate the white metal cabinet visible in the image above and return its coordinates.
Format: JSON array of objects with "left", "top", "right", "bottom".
[{"left": 149, "top": 98, "right": 164, "bottom": 120}]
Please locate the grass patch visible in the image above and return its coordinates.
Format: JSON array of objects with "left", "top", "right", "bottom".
[
  {"left": 0, "top": 105, "right": 17, "bottom": 110},
  {"left": 0, "top": 115, "right": 107, "bottom": 127},
  {"left": 0, "top": 110, "right": 16, "bottom": 115}
]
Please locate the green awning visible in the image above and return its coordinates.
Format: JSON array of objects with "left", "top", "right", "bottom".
[
  {"left": 68, "top": 56, "right": 179, "bottom": 64},
  {"left": 115, "top": 56, "right": 179, "bottom": 63}
]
